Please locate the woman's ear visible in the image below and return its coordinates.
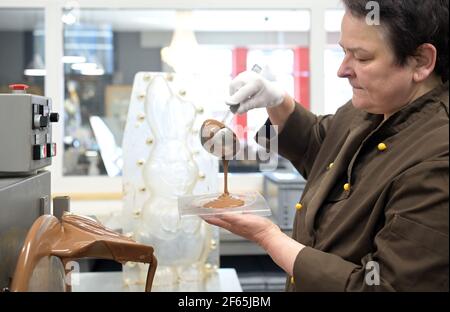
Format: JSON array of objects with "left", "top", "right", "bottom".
[{"left": 412, "top": 43, "right": 437, "bottom": 82}]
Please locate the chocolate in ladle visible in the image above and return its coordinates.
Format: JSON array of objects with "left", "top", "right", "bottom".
[
  {"left": 200, "top": 119, "right": 244, "bottom": 209},
  {"left": 200, "top": 119, "right": 238, "bottom": 158},
  {"left": 10, "top": 213, "right": 157, "bottom": 292}
]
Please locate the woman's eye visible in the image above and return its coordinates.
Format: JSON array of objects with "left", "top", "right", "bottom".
[{"left": 356, "top": 54, "right": 373, "bottom": 61}]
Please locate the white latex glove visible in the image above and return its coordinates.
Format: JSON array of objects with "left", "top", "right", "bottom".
[{"left": 226, "top": 70, "right": 285, "bottom": 114}]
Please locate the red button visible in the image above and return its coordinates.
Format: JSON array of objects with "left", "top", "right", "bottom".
[
  {"left": 9, "top": 84, "right": 29, "bottom": 91},
  {"left": 41, "top": 145, "right": 47, "bottom": 159}
]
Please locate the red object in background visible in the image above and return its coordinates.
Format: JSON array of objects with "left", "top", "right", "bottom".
[
  {"left": 231, "top": 47, "right": 311, "bottom": 142},
  {"left": 294, "top": 47, "right": 310, "bottom": 110},
  {"left": 9, "top": 84, "right": 30, "bottom": 91},
  {"left": 232, "top": 47, "right": 248, "bottom": 141}
]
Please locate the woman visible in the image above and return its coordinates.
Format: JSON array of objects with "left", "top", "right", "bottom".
[{"left": 204, "top": 0, "right": 449, "bottom": 291}]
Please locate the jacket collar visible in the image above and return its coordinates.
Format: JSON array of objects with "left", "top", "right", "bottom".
[{"left": 349, "top": 81, "right": 449, "bottom": 134}]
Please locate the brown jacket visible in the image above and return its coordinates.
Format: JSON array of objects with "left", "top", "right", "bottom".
[{"left": 258, "top": 82, "right": 449, "bottom": 291}]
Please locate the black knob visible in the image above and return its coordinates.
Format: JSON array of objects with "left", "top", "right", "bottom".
[
  {"left": 40, "top": 116, "right": 49, "bottom": 127},
  {"left": 50, "top": 112, "right": 59, "bottom": 122}
]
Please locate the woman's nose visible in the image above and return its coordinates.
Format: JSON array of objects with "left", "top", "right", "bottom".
[{"left": 337, "top": 56, "right": 353, "bottom": 78}]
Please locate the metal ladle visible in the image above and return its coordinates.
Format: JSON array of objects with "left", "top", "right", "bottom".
[{"left": 200, "top": 118, "right": 239, "bottom": 159}]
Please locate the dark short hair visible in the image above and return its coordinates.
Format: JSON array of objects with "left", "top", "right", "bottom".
[{"left": 342, "top": 0, "right": 449, "bottom": 82}]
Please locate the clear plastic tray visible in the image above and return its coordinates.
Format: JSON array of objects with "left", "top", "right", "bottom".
[{"left": 178, "top": 191, "right": 272, "bottom": 218}]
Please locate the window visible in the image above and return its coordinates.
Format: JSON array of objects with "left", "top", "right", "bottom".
[
  {"left": 324, "top": 9, "right": 352, "bottom": 114},
  {"left": 0, "top": 1, "right": 343, "bottom": 195},
  {"left": 0, "top": 9, "right": 45, "bottom": 95},
  {"left": 60, "top": 9, "right": 311, "bottom": 176}
]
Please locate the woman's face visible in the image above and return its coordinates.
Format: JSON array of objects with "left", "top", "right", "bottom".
[{"left": 337, "top": 12, "right": 417, "bottom": 116}]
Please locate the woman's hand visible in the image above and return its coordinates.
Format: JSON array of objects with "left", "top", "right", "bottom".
[
  {"left": 203, "top": 213, "right": 305, "bottom": 276},
  {"left": 226, "top": 70, "right": 286, "bottom": 114},
  {"left": 202, "top": 213, "right": 280, "bottom": 249}
]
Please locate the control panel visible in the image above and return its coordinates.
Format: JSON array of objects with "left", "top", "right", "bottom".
[{"left": 0, "top": 84, "right": 59, "bottom": 174}]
